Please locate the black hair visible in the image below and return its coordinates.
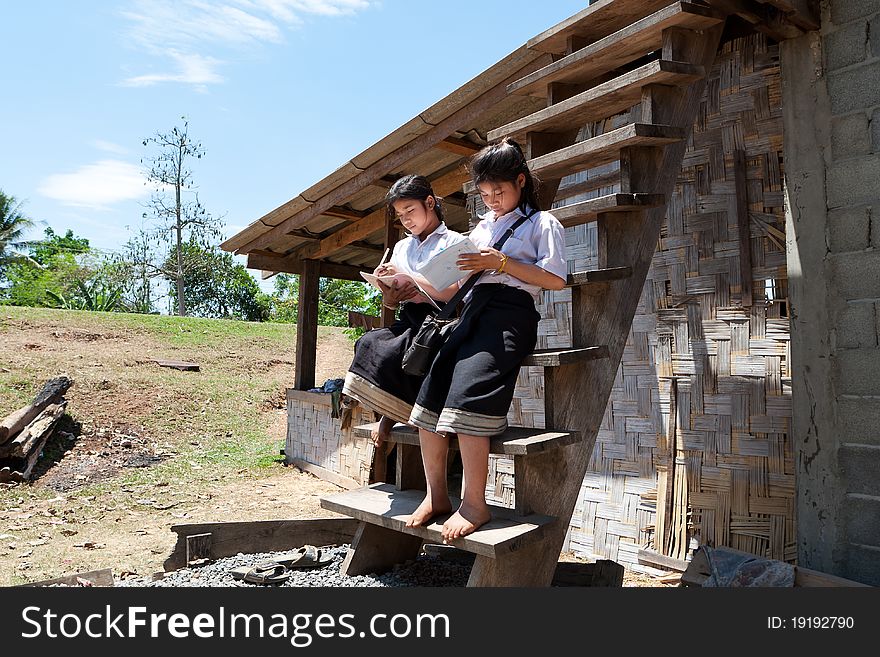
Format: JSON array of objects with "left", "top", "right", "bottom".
[
  {"left": 469, "top": 137, "right": 541, "bottom": 212},
  {"left": 384, "top": 174, "right": 444, "bottom": 223}
]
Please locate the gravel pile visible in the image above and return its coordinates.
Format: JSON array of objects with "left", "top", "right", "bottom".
[{"left": 115, "top": 544, "right": 471, "bottom": 587}]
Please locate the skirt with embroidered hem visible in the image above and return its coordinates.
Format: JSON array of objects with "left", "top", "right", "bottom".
[
  {"left": 408, "top": 284, "right": 539, "bottom": 438},
  {"left": 343, "top": 301, "right": 435, "bottom": 425}
]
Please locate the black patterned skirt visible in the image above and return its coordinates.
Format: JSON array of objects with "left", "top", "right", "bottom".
[
  {"left": 409, "top": 284, "right": 540, "bottom": 437},
  {"left": 343, "top": 302, "right": 436, "bottom": 424}
]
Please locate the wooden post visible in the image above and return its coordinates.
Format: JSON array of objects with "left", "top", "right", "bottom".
[
  {"left": 294, "top": 259, "right": 319, "bottom": 391},
  {"left": 381, "top": 216, "right": 400, "bottom": 328}
]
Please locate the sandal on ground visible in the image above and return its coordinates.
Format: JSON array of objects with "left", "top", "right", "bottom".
[
  {"left": 276, "top": 544, "right": 334, "bottom": 569},
  {"left": 229, "top": 563, "right": 291, "bottom": 585}
]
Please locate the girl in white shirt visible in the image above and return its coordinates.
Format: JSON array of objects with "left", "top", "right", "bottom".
[
  {"left": 405, "top": 138, "right": 567, "bottom": 542},
  {"left": 343, "top": 175, "right": 468, "bottom": 447}
]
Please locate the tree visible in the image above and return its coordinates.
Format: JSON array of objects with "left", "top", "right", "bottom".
[
  {"left": 165, "top": 242, "right": 270, "bottom": 321},
  {"left": 142, "top": 117, "right": 224, "bottom": 316},
  {"left": 269, "top": 272, "right": 380, "bottom": 326},
  {"left": 2, "top": 227, "right": 95, "bottom": 308},
  {"left": 0, "top": 190, "right": 36, "bottom": 280}
]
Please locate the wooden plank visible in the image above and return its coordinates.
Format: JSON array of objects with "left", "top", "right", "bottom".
[
  {"left": 522, "top": 346, "right": 610, "bottom": 367},
  {"left": 529, "top": 124, "right": 687, "bottom": 181},
  {"left": 246, "top": 253, "right": 371, "bottom": 282},
  {"left": 186, "top": 533, "right": 212, "bottom": 566},
  {"left": 290, "top": 458, "right": 361, "bottom": 490},
  {"left": 396, "top": 443, "right": 426, "bottom": 491},
  {"left": 706, "top": 0, "right": 805, "bottom": 40},
  {"left": 567, "top": 267, "right": 633, "bottom": 287},
  {"left": 734, "top": 149, "right": 754, "bottom": 307},
  {"left": 154, "top": 359, "right": 199, "bottom": 371},
  {"left": 320, "top": 483, "right": 556, "bottom": 559},
  {"left": 511, "top": 3, "right": 724, "bottom": 98},
  {"left": 340, "top": 522, "right": 424, "bottom": 576},
  {"left": 757, "top": 0, "right": 820, "bottom": 30},
  {"left": 490, "top": 60, "right": 705, "bottom": 143},
  {"left": 17, "top": 568, "right": 115, "bottom": 588},
  {"left": 0, "top": 376, "right": 72, "bottom": 444},
  {"left": 527, "top": 0, "right": 674, "bottom": 54},
  {"left": 637, "top": 547, "right": 690, "bottom": 571},
  {"left": 552, "top": 560, "right": 625, "bottom": 587},
  {"left": 163, "top": 517, "right": 359, "bottom": 571},
  {"left": 353, "top": 423, "right": 581, "bottom": 456},
  {"left": 435, "top": 136, "right": 481, "bottom": 157},
  {"left": 287, "top": 389, "right": 334, "bottom": 406},
  {"left": 294, "top": 259, "right": 319, "bottom": 391},
  {"left": 236, "top": 56, "right": 549, "bottom": 255},
  {"left": 553, "top": 193, "right": 667, "bottom": 228}
]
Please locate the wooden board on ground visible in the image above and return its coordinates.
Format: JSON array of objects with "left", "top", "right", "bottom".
[
  {"left": 163, "top": 517, "right": 359, "bottom": 571},
  {"left": 320, "top": 483, "right": 556, "bottom": 559},
  {"left": 17, "top": 568, "right": 115, "bottom": 587},
  {"left": 154, "top": 360, "right": 200, "bottom": 372}
]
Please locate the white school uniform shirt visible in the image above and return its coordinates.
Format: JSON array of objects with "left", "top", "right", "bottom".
[
  {"left": 467, "top": 205, "right": 567, "bottom": 300},
  {"left": 389, "top": 221, "right": 468, "bottom": 304}
]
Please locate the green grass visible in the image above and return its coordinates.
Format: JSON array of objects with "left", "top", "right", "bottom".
[{"left": 0, "top": 305, "right": 351, "bottom": 507}]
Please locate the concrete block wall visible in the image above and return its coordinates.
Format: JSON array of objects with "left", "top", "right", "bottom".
[{"left": 784, "top": 0, "right": 880, "bottom": 585}]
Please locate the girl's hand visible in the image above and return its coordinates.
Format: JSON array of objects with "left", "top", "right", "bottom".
[
  {"left": 374, "top": 263, "right": 398, "bottom": 277},
  {"left": 457, "top": 247, "right": 505, "bottom": 272},
  {"left": 377, "top": 278, "right": 418, "bottom": 305}
]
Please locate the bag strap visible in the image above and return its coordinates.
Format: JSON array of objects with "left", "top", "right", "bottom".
[{"left": 435, "top": 207, "right": 537, "bottom": 320}]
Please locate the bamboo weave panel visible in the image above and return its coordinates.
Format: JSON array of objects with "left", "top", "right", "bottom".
[
  {"left": 490, "top": 34, "right": 793, "bottom": 570},
  {"left": 286, "top": 395, "right": 377, "bottom": 486}
]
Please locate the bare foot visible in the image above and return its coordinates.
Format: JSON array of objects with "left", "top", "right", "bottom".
[
  {"left": 441, "top": 502, "right": 491, "bottom": 542},
  {"left": 405, "top": 494, "right": 452, "bottom": 528}
]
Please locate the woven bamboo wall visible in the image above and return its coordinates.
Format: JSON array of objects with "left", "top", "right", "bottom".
[
  {"left": 491, "top": 34, "right": 793, "bottom": 570},
  {"left": 286, "top": 390, "right": 377, "bottom": 486}
]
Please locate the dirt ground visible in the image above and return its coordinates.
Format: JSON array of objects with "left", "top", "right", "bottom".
[{"left": 0, "top": 308, "right": 677, "bottom": 587}]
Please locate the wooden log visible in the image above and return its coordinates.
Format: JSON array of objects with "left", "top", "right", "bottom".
[
  {"left": 3, "top": 401, "right": 67, "bottom": 458},
  {"left": 163, "top": 517, "right": 360, "bottom": 572},
  {"left": 0, "top": 375, "right": 72, "bottom": 443}
]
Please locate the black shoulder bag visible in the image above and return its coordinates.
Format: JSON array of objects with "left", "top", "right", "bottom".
[{"left": 400, "top": 211, "right": 533, "bottom": 377}]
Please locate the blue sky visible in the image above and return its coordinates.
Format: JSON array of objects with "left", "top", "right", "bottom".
[{"left": 1, "top": 0, "right": 588, "bottom": 293}]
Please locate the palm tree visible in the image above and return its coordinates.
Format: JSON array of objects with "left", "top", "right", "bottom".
[{"left": 0, "top": 190, "right": 37, "bottom": 275}]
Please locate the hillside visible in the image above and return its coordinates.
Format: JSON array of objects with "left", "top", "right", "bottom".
[{"left": 0, "top": 306, "right": 354, "bottom": 585}]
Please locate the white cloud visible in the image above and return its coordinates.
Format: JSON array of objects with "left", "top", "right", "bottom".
[
  {"left": 120, "top": 51, "right": 224, "bottom": 89},
  {"left": 93, "top": 140, "right": 130, "bottom": 155},
  {"left": 38, "top": 160, "right": 150, "bottom": 210},
  {"left": 120, "top": 0, "right": 372, "bottom": 88}
]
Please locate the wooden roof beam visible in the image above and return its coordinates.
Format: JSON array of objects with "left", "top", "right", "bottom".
[
  {"left": 246, "top": 252, "right": 371, "bottom": 282},
  {"left": 288, "top": 167, "right": 472, "bottom": 263},
  {"left": 435, "top": 136, "right": 482, "bottom": 157},
  {"left": 234, "top": 56, "right": 548, "bottom": 255},
  {"left": 706, "top": 0, "right": 805, "bottom": 40}
]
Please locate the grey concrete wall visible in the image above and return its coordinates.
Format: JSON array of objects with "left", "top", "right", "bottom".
[{"left": 783, "top": 0, "right": 880, "bottom": 585}]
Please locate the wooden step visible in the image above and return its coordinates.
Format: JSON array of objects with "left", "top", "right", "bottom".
[
  {"left": 509, "top": 2, "right": 724, "bottom": 98},
  {"left": 320, "top": 483, "right": 556, "bottom": 558},
  {"left": 522, "top": 346, "right": 609, "bottom": 367},
  {"left": 529, "top": 124, "right": 686, "bottom": 180},
  {"left": 527, "top": 0, "right": 674, "bottom": 55},
  {"left": 553, "top": 193, "right": 667, "bottom": 228},
  {"left": 353, "top": 422, "right": 582, "bottom": 456},
  {"left": 489, "top": 60, "right": 704, "bottom": 144},
  {"left": 567, "top": 267, "right": 633, "bottom": 287}
]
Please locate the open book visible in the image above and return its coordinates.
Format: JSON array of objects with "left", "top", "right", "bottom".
[
  {"left": 415, "top": 237, "right": 480, "bottom": 290},
  {"left": 360, "top": 271, "right": 441, "bottom": 310}
]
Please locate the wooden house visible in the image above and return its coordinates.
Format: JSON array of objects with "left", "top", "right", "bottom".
[{"left": 222, "top": 0, "right": 880, "bottom": 586}]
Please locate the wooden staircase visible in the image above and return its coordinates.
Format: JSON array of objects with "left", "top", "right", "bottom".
[{"left": 321, "top": 0, "right": 730, "bottom": 586}]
